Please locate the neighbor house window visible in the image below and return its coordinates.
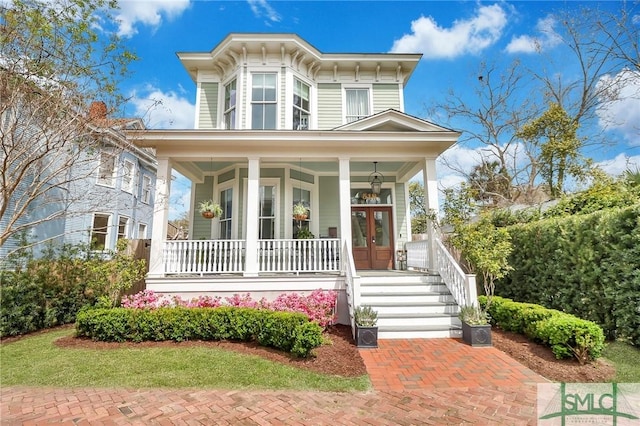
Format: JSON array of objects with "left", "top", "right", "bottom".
[
  {"left": 251, "top": 73, "right": 277, "bottom": 129},
  {"left": 293, "top": 78, "right": 310, "bottom": 130},
  {"left": 91, "top": 214, "right": 110, "bottom": 250},
  {"left": 224, "top": 79, "right": 237, "bottom": 129},
  {"left": 259, "top": 185, "right": 276, "bottom": 239},
  {"left": 345, "top": 88, "right": 370, "bottom": 123},
  {"left": 219, "top": 187, "right": 233, "bottom": 239},
  {"left": 141, "top": 175, "right": 152, "bottom": 204},
  {"left": 97, "top": 152, "right": 116, "bottom": 186},
  {"left": 117, "top": 216, "right": 129, "bottom": 241},
  {"left": 121, "top": 159, "right": 135, "bottom": 193},
  {"left": 137, "top": 223, "right": 147, "bottom": 239}
]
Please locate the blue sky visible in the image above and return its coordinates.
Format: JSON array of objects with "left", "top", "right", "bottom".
[{"left": 108, "top": 0, "right": 640, "bottom": 218}]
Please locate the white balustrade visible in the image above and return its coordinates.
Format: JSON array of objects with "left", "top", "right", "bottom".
[
  {"left": 342, "top": 241, "right": 360, "bottom": 339},
  {"left": 258, "top": 239, "right": 340, "bottom": 273},
  {"left": 434, "top": 238, "right": 478, "bottom": 307},
  {"left": 405, "top": 239, "right": 430, "bottom": 270},
  {"left": 163, "top": 240, "right": 245, "bottom": 274}
]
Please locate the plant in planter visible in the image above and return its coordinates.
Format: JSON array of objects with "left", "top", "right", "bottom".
[
  {"left": 293, "top": 202, "right": 308, "bottom": 221},
  {"left": 198, "top": 200, "right": 223, "bottom": 219},
  {"left": 458, "top": 305, "right": 492, "bottom": 347},
  {"left": 354, "top": 305, "right": 378, "bottom": 348},
  {"left": 295, "top": 228, "right": 315, "bottom": 239}
]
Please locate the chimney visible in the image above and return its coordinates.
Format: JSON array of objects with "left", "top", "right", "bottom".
[{"left": 89, "top": 101, "right": 108, "bottom": 120}]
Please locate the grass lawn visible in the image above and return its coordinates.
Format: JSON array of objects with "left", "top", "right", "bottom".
[
  {"left": 603, "top": 341, "right": 640, "bottom": 383},
  {"left": 0, "top": 328, "right": 370, "bottom": 392}
]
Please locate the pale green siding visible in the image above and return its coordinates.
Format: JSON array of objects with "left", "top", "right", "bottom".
[
  {"left": 317, "top": 83, "right": 342, "bottom": 129},
  {"left": 192, "top": 176, "right": 214, "bottom": 238},
  {"left": 319, "top": 176, "right": 340, "bottom": 238},
  {"left": 198, "top": 83, "right": 219, "bottom": 129},
  {"left": 373, "top": 84, "right": 401, "bottom": 113},
  {"left": 394, "top": 182, "right": 408, "bottom": 244}
]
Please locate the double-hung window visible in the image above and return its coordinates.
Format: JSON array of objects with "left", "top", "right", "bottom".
[
  {"left": 219, "top": 187, "right": 233, "bottom": 239},
  {"left": 91, "top": 214, "right": 110, "bottom": 250},
  {"left": 292, "top": 187, "right": 311, "bottom": 238},
  {"left": 117, "top": 216, "right": 129, "bottom": 241},
  {"left": 97, "top": 152, "right": 116, "bottom": 186},
  {"left": 345, "top": 88, "right": 370, "bottom": 123},
  {"left": 293, "top": 78, "right": 310, "bottom": 130},
  {"left": 251, "top": 73, "right": 277, "bottom": 129},
  {"left": 258, "top": 185, "right": 276, "bottom": 239},
  {"left": 224, "top": 79, "right": 237, "bottom": 129},
  {"left": 141, "top": 175, "right": 152, "bottom": 204},
  {"left": 121, "top": 159, "right": 135, "bottom": 193}
]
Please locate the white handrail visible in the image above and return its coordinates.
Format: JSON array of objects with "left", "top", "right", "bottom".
[
  {"left": 342, "top": 241, "right": 360, "bottom": 339},
  {"left": 164, "top": 240, "right": 245, "bottom": 274},
  {"left": 258, "top": 239, "right": 340, "bottom": 273},
  {"left": 434, "top": 237, "right": 478, "bottom": 307}
]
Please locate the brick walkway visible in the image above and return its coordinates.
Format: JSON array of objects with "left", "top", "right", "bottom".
[{"left": 1, "top": 339, "right": 547, "bottom": 425}]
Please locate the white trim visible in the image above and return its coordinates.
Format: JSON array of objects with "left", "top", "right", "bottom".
[
  {"left": 90, "top": 212, "right": 113, "bottom": 251},
  {"left": 216, "top": 180, "right": 235, "bottom": 239},
  {"left": 342, "top": 84, "right": 373, "bottom": 124},
  {"left": 96, "top": 150, "right": 117, "bottom": 188},
  {"left": 137, "top": 222, "right": 148, "bottom": 239},
  {"left": 194, "top": 81, "right": 202, "bottom": 129},
  {"left": 121, "top": 158, "right": 136, "bottom": 194},
  {"left": 247, "top": 70, "right": 280, "bottom": 130}
]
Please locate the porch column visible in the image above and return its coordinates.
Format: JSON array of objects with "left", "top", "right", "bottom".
[
  {"left": 244, "top": 157, "right": 260, "bottom": 277},
  {"left": 148, "top": 157, "right": 171, "bottom": 278},
  {"left": 338, "top": 157, "right": 353, "bottom": 254},
  {"left": 422, "top": 157, "right": 439, "bottom": 271}
]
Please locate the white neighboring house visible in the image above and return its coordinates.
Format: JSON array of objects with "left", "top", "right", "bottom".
[
  {"left": 130, "top": 33, "right": 472, "bottom": 338},
  {"left": 0, "top": 101, "right": 157, "bottom": 261}
]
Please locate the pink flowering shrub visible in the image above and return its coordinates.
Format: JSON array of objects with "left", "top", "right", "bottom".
[{"left": 121, "top": 289, "right": 338, "bottom": 328}]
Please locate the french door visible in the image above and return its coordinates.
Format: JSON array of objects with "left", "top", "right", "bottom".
[{"left": 351, "top": 206, "right": 394, "bottom": 270}]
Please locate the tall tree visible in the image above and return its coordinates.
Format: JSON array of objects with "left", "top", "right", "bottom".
[
  {"left": 517, "top": 103, "right": 586, "bottom": 198},
  {"left": 0, "top": 0, "right": 136, "bottom": 248}
]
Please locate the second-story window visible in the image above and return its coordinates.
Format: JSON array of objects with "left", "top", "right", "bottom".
[
  {"left": 121, "top": 159, "right": 135, "bottom": 193},
  {"left": 141, "top": 175, "right": 152, "bottom": 204},
  {"left": 224, "top": 79, "right": 236, "bottom": 129},
  {"left": 97, "top": 151, "right": 116, "bottom": 187},
  {"left": 251, "top": 73, "right": 277, "bottom": 130},
  {"left": 345, "top": 88, "right": 370, "bottom": 123},
  {"left": 293, "top": 78, "right": 310, "bottom": 130}
]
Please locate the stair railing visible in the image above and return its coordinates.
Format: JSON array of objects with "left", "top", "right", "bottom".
[
  {"left": 341, "top": 241, "right": 360, "bottom": 339},
  {"left": 434, "top": 236, "right": 478, "bottom": 307}
]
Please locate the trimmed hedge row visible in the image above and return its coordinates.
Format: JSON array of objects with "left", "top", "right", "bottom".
[
  {"left": 496, "top": 204, "right": 640, "bottom": 346},
  {"left": 75, "top": 306, "right": 324, "bottom": 357},
  {"left": 480, "top": 296, "right": 605, "bottom": 363}
]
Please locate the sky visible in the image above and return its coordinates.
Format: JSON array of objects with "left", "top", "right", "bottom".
[{"left": 105, "top": 0, "right": 640, "bottom": 219}]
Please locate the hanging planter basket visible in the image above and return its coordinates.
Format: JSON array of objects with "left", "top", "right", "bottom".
[
  {"left": 201, "top": 211, "right": 216, "bottom": 219},
  {"left": 293, "top": 214, "right": 308, "bottom": 221}
]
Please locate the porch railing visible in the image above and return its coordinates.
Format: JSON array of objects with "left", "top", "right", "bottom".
[
  {"left": 341, "top": 241, "right": 360, "bottom": 339},
  {"left": 258, "top": 239, "right": 341, "bottom": 273},
  {"left": 163, "top": 240, "right": 245, "bottom": 274},
  {"left": 434, "top": 237, "right": 478, "bottom": 307}
]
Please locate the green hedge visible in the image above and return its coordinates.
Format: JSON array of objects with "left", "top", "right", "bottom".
[
  {"left": 480, "top": 296, "right": 605, "bottom": 363},
  {"left": 75, "top": 307, "right": 324, "bottom": 357},
  {"left": 496, "top": 204, "right": 640, "bottom": 346}
]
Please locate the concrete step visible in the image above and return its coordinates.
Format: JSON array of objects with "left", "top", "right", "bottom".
[
  {"left": 365, "top": 301, "right": 459, "bottom": 315},
  {"left": 378, "top": 325, "right": 462, "bottom": 339},
  {"left": 361, "top": 291, "right": 455, "bottom": 304},
  {"left": 359, "top": 274, "right": 443, "bottom": 285},
  {"left": 377, "top": 312, "right": 461, "bottom": 327},
  {"left": 360, "top": 283, "right": 449, "bottom": 293}
]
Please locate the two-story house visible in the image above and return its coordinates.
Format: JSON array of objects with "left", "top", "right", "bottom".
[
  {"left": 130, "top": 33, "right": 467, "bottom": 337},
  {"left": 0, "top": 101, "right": 157, "bottom": 262}
]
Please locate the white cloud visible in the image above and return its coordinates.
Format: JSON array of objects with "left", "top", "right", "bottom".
[
  {"left": 247, "top": 0, "right": 281, "bottom": 23},
  {"left": 115, "top": 0, "right": 191, "bottom": 37},
  {"left": 506, "top": 15, "right": 562, "bottom": 54},
  {"left": 597, "top": 70, "right": 640, "bottom": 146},
  {"left": 390, "top": 3, "right": 508, "bottom": 59},
  {"left": 129, "top": 85, "right": 195, "bottom": 129},
  {"left": 597, "top": 154, "right": 640, "bottom": 177}
]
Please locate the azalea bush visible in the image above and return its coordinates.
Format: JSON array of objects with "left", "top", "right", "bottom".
[{"left": 120, "top": 289, "right": 338, "bottom": 328}]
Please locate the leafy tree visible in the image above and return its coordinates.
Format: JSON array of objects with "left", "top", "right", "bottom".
[
  {"left": 408, "top": 181, "right": 429, "bottom": 234},
  {"left": 0, "top": 0, "right": 136, "bottom": 248},
  {"left": 517, "top": 103, "right": 588, "bottom": 198},
  {"left": 468, "top": 160, "right": 512, "bottom": 206}
]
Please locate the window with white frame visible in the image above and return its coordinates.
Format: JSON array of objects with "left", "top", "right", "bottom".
[
  {"left": 345, "top": 88, "right": 370, "bottom": 123},
  {"left": 259, "top": 185, "right": 276, "bottom": 239},
  {"left": 117, "top": 216, "right": 129, "bottom": 241},
  {"left": 251, "top": 73, "right": 277, "bottom": 129},
  {"left": 91, "top": 214, "right": 110, "bottom": 250},
  {"left": 224, "top": 79, "right": 237, "bottom": 129},
  {"left": 292, "top": 187, "right": 311, "bottom": 238},
  {"left": 138, "top": 223, "right": 147, "bottom": 239},
  {"left": 141, "top": 175, "right": 152, "bottom": 204},
  {"left": 219, "top": 187, "right": 233, "bottom": 239},
  {"left": 97, "top": 151, "right": 116, "bottom": 186},
  {"left": 293, "top": 78, "right": 310, "bottom": 130},
  {"left": 121, "top": 159, "right": 135, "bottom": 193}
]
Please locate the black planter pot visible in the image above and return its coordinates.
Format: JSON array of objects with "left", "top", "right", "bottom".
[
  {"left": 461, "top": 322, "right": 492, "bottom": 347},
  {"left": 355, "top": 325, "right": 378, "bottom": 348}
]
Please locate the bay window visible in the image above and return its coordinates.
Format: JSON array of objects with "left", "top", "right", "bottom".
[
  {"left": 251, "top": 73, "right": 277, "bottom": 129},
  {"left": 293, "top": 78, "right": 310, "bottom": 130},
  {"left": 224, "top": 79, "right": 237, "bottom": 129}
]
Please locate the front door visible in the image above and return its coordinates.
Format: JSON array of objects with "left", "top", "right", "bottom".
[{"left": 351, "top": 206, "right": 394, "bottom": 270}]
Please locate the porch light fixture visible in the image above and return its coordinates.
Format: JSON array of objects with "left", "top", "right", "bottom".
[{"left": 368, "top": 162, "right": 384, "bottom": 195}]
